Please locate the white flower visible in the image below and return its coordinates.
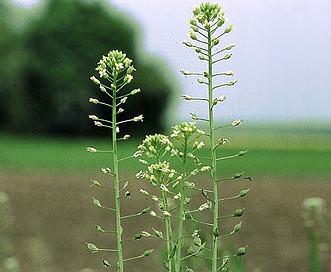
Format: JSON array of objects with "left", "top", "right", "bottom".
[
  {"left": 88, "top": 115, "right": 99, "bottom": 120},
  {"left": 86, "top": 147, "right": 97, "bottom": 153},
  {"left": 152, "top": 195, "right": 159, "bottom": 202},
  {"left": 218, "top": 95, "right": 226, "bottom": 102},
  {"left": 140, "top": 189, "right": 149, "bottom": 196},
  {"left": 198, "top": 202, "right": 210, "bottom": 211},
  {"left": 163, "top": 211, "right": 171, "bottom": 217},
  {"left": 150, "top": 211, "right": 157, "bottom": 217},
  {"left": 133, "top": 115, "right": 144, "bottom": 122}
]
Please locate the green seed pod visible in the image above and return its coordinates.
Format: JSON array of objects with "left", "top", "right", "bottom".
[
  {"left": 237, "top": 247, "right": 247, "bottom": 256},
  {"left": 92, "top": 197, "right": 102, "bottom": 208},
  {"left": 95, "top": 225, "right": 105, "bottom": 233},
  {"left": 134, "top": 233, "right": 142, "bottom": 240},
  {"left": 234, "top": 209, "right": 244, "bottom": 217},
  {"left": 140, "top": 206, "right": 151, "bottom": 215},
  {"left": 102, "top": 259, "right": 111, "bottom": 267},
  {"left": 238, "top": 150, "right": 248, "bottom": 156},
  {"left": 233, "top": 221, "right": 242, "bottom": 233},
  {"left": 239, "top": 189, "right": 250, "bottom": 197},
  {"left": 143, "top": 249, "right": 154, "bottom": 257},
  {"left": 86, "top": 242, "right": 98, "bottom": 252},
  {"left": 232, "top": 173, "right": 243, "bottom": 179}
]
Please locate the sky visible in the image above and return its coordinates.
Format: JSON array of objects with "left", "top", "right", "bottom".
[{"left": 11, "top": 0, "right": 331, "bottom": 124}]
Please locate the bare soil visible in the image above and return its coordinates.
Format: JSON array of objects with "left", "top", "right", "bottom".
[{"left": 1, "top": 170, "right": 331, "bottom": 272}]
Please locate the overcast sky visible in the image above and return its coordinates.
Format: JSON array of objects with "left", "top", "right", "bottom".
[{"left": 12, "top": 0, "right": 331, "bottom": 124}]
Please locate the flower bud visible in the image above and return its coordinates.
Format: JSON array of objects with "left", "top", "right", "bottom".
[
  {"left": 227, "top": 80, "right": 237, "bottom": 86},
  {"left": 123, "top": 134, "right": 130, "bottom": 140},
  {"left": 89, "top": 98, "right": 99, "bottom": 104},
  {"left": 183, "top": 41, "right": 193, "bottom": 47},
  {"left": 223, "top": 53, "right": 232, "bottom": 60},
  {"left": 182, "top": 95, "right": 192, "bottom": 100},
  {"left": 189, "top": 31, "right": 197, "bottom": 40},
  {"left": 120, "top": 97, "right": 128, "bottom": 104},
  {"left": 224, "top": 24, "right": 234, "bottom": 34},
  {"left": 90, "top": 76, "right": 100, "bottom": 85},
  {"left": 88, "top": 115, "right": 99, "bottom": 120},
  {"left": 86, "top": 147, "right": 97, "bottom": 153},
  {"left": 232, "top": 119, "right": 242, "bottom": 126},
  {"left": 99, "top": 85, "right": 106, "bottom": 92},
  {"left": 130, "top": 88, "right": 141, "bottom": 95},
  {"left": 225, "top": 43, "right": 236, "bottom": 50},
  {"left": 127, "top": 65, "right": 135, "bottom": 74},
  {"left": 180, "top": 70, "right": 191, "bottom": 75},
  {"left": 163, "top": 211, "right": 171, "bottom": 217}
]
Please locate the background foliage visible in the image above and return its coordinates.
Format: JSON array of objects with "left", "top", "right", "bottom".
[{"left": 0, "top": 0, "right": 176, "bottom": 136}]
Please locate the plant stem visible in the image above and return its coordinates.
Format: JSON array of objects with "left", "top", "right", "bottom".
[
  {"left": 308, "top": 226, "right": 321, "bottom": 272},
  {"left": 162, "top": 190, "right": 173, "bottom": 271},
  {"left": 207, "top": 26, "right": 219, "bottom": 272},
  {"left": 175, "top": 138, "right": 188, "bottom": 272},
  {"left": 112, "top": 78, "right": 124, "bottom": 272}
]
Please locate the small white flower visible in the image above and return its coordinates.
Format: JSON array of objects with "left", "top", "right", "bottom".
[
  {"left": 88, "top": 115, "right": 99, "bottom": 120},
  {"left": 133, "top": 115, "right": 144, "bottom": 122},
  {"left": 195, "top": 141, "right": 205, "bottom": 150},
  {"left": 150, "top": 211, "right": 157, "bottom": 217},
  {"left": 160, "top": 184, "right": 169, "bottom": 192},
  {"left": 123, "top": 134, "right": 130, "bottom": 140},
  {"left": 174, "top": 193, "right": 181, "bottom": 200},
  {"left": 94, "top": 121, "right": 103, "bottom": 127},
  {"left": 101, "top": 167, "right": 111, "bottom": 174},
  {"left": 90, "top": 76, "right": 100, "bottom": 85},
  {"left": 89, "top": 98, "right": 99, "bottom": 104},
  {"left": 140, "top": 189, "right": 149, "bottom": 196},
  {"left": 200, "top": 166, "right": 212, "bottom": 172},
  {"left": 163, "top": 211, "right": 171, "bottom": 217},
  {"left": 120, "top": 97, "right": 128, "bottom": 104},
  {"left": 130, "top": 88, "right": 141, "bottom": 95},
  {"left": 133, "top": 151, "right": 143, "bottom": 157},
  {"left": 218, "top": 95, "right": 226, "bottom": 102},
  {"left": 86, "top": 147, "right": 97, "bottom": 153},
  {"left": 198, "top": 202, "right": 210, "bottom": 211},
  {"left": 141, "top": 231, "right": 152, "bottom": 237},
  {"left": 152, "top": 195, "right": 159, "bottom": 202}
]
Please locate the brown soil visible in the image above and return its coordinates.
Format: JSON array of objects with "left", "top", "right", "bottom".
[{"left": 1, "top": 170, "right": 330, "bottom": 272}]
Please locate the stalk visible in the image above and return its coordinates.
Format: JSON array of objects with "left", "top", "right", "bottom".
[
  {"left": 175, "top": 138, "right": 188, "bottom": 272},
  {"left": 112, "top": 77, "right": 124, "bottom": 272},
  {"left": 207, "top": 26, "right": 219, "bottom": 272}
]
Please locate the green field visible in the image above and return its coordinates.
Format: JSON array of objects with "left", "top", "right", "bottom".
[{"left": 1, "top": 122, "right": 330, "bottom": 180}]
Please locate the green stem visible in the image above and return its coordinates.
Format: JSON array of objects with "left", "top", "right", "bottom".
[
  {"left": 308, "top": 226, "right": 320, "bottom": 272},
  {"left": 207, "top": 26, "right": 219, "bottom": 272},
  {"left": 162, "top": 190, "right": 173, "bottom": 271},
  {"left": 175, "top": 138, "right": 188, "bottom": 272},
  {"left": 112, "top": 77, "right": 124, "bottom": 272}
]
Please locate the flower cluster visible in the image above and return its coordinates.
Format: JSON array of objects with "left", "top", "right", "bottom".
[{"left": 94, "top": 50, "right": 135, "bottom": 81}]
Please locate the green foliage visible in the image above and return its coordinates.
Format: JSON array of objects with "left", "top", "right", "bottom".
[{"left": 1, "top": 0, "right": 175, "bottom": 136}]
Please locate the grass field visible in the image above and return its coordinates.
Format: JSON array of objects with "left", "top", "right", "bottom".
[
  {"left": 1, "top": 122, "right": 330, "bottom": 180},
  {"left": 1, "top": 123, "right": 331, "bottom": 271}
]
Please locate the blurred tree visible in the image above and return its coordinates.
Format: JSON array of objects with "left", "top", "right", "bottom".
[{"left": 2, "top": 0, "right": 175, "bottom": 136}]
